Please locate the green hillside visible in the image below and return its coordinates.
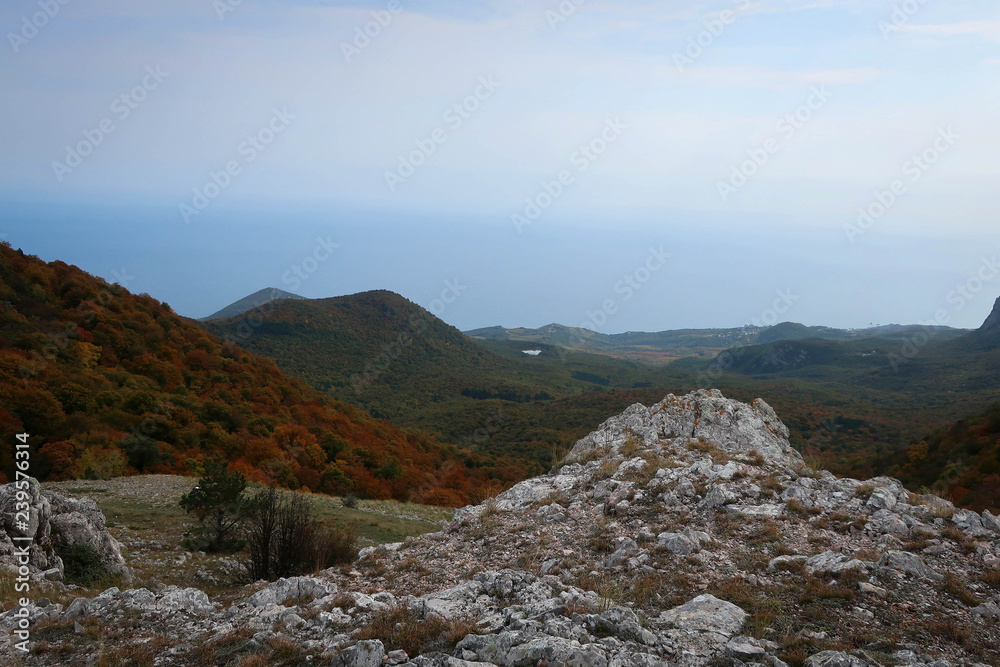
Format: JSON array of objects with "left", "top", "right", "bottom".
[{"left": 201, "top": 292, "right": 691, "bottom": 468}]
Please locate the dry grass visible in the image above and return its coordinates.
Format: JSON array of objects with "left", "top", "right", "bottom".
[
  {"left": 687, "top": 439, "right": 730, "bottom": 465},
  {"left": 358, "top": 606, "right": 480, "bottom": 655},
  {"left": 942, "top": 572, "right": 982, "bottom": 607},
  {"left": 759, "top": 476, "right": 784, "bottom": 495},
  {"left": 574, "top": 445, "right": 611, "bottom": 465},
  {"left": 621, "top": 432, "right": 643, "bottom": 458},
  {"left": 708, "top": 577, "right": 784, "bottom": 639},
  {"left": 746, "top": 519, "right": 781, "bottom": 546},
  {"left": 785, "top": 499, "right": 822, "bottom": 518},
  {"left": 589, "top": 520, "right": 616, "bottom": 554},
  {"left": 928, "top": 503, "right": 957, "bottom": 520},
  {"left": 576, "top": 569, "right": 693, "bottom": 611},
  {"left": 980, "top": 568, "right": 1000, "bottom": 590},
  {"left": 854, "top": 482, "right": 876, "bottom": 500},
  {"left": 799, "top": 569, "right": 863, "bottom": 604},
  {"left": 922, "top": 619, "right": 971, "bottom": 646},
  {"left": 814, "top": 512, "right": 865, "bottom": 534}
]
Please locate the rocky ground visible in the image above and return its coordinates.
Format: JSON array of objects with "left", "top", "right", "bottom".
[{"left": 2, "top": 389, "right": 999, "bottom": 666}]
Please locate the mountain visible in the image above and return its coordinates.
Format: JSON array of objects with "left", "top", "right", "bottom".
[
  {"left": 200, "top": 287, "right": 306, "bottom": 321},
  {"left": 202, "top": 289, "right": 1000, "bottom": 492},
  {"left": 201, "top": 291, "right": 694, "bottom": 468},
  {"left": 465, "top": 323, "right": 762, "bottom": 362},
  {"left": 0, "top": 243, "right": 516, "bottom": 505},
  {"left": 696, "top": 299, "right": 1000, "bottom": 480},
  {"left": 983, "top": 296, "right": 1000, "bottom": 334},
  {"left": 6, "top": 391, "right": 999, "bottom": 666},
  {"left": 466, "top": 321, "right": 968, "bottom": 365},
  {"left": 966, "top": 296, "right": 1000, "bottom": 349}
]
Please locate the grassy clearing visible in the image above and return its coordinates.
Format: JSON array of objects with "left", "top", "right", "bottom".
[{"left": 35, "top": 476, "right": 455, "bottom": 601}]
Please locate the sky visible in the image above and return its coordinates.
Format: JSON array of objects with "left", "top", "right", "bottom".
[{"left": 1, "top": 0, "right": 999, "bottom": 332}]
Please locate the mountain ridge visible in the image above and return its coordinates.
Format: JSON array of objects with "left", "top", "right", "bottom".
[{"left": 200, "top": 287, "right": 307, "bottom": 321}]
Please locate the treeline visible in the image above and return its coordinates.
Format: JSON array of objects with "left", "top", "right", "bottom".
[{"left": 875, "top": 402, "right": 1000, "bottom": 512}]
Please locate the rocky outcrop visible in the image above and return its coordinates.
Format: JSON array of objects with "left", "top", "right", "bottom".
[
  {"left": 979, "top": 295, "right": 1000, "bottom": 335},
  {"left": 2, "top": 390, "right": 999, "bottom": 666},
  {"left": 565, "top": 390, "right": 802, "bottom": 468},
  {"left": 0, "top": 477, "right": 131, "bottom": 584}
]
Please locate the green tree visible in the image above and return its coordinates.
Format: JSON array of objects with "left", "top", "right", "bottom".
[
  {"left": 122, "top": 434, "right": 161, "bottom": 472},
  {"left": 179, "top": 454, "right": 247, "bottom": 552}
]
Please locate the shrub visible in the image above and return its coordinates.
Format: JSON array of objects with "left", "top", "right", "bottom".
[
  {"left": 59, "top": 544, "right": 108, "bottom": 586},
  {"left": 312, "top": 526, "right": 360, "bottom": 570},
  {"left": 341, "top": 494, "right": 358, "bottom": 509},
  {"left": 121, "top": 434, "right": 162, "bottom": 473},
  {"left": 243, "top": 486, "right": 358, "bottom": 581},
  {"left": 179, "top": 453, "right": 248, "bottom": 553}
]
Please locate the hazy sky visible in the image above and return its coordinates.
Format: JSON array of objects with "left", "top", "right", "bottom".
[{"left": 2, "top": 0, "right": 999, "bottom": 331}]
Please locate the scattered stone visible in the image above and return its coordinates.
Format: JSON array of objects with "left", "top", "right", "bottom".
[
  {"left": 657, "top": 527, "right": 713, "bottom": 555},
  {"left": 804, "top": 551, "right": 867, "bottom": 577},
  {"left": 858, "top": 583, "right": 887, "bottom": 599},
  {"left": 727, "top": 635, "right": 767, "bottom": 662},
  {"left": 803, "top": 650, "right": 869, "bottom": 667},
  {"left": 876, "top": 551, "right": 944, "bottom": 581}
]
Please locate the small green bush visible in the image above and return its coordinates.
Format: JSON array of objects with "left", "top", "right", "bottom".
[{"left": 59, "top": 544, "right": 108, "bottom": 586}]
